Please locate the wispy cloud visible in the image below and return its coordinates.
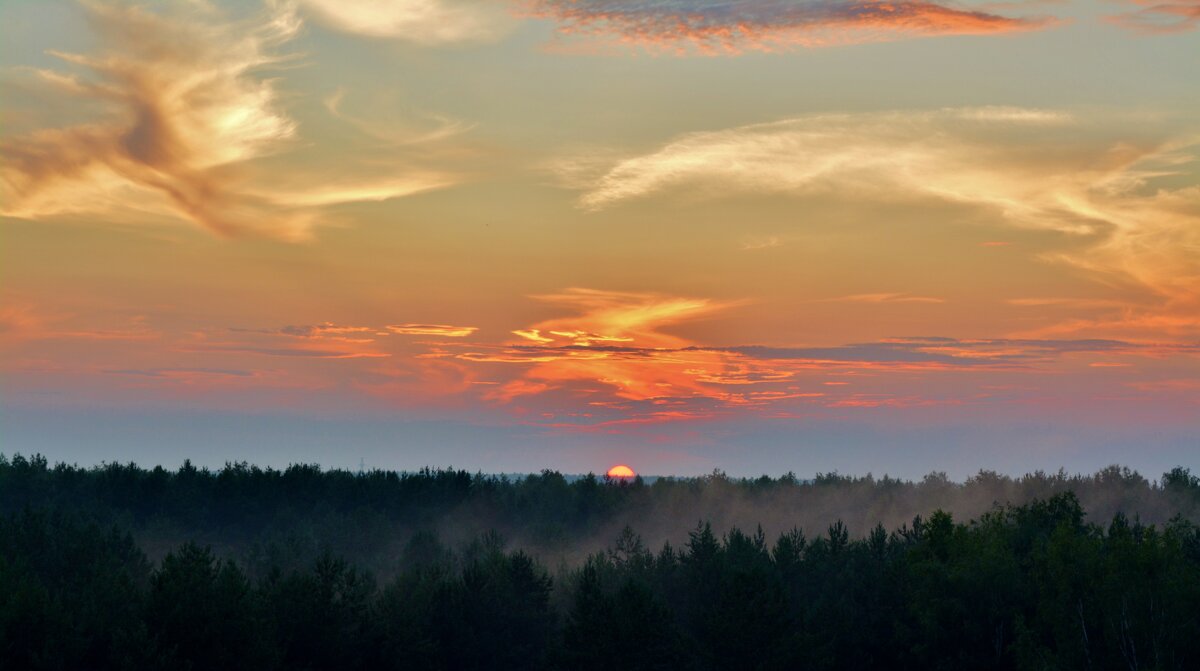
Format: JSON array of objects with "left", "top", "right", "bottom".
[
  {"left": 388, "top": 323, "right": 479, "bottom": 337},
  {"left": 182, "top": 343, "right": 391, "bottom": 359},
  {"left": 300, "top": 0, "right": 516, "bottom": 44},
  {"left": 562, "top": 108, "right": 1200, "bottom": 337},
  {"left": 568, "top": 107, "right": 1075, "bottom": 212},
  {"left": 517, "top": 288, "right": 732, "bottom": 348},
  {"left": 1106, "top": 0, "right": 1200, "bottom": 34},
  {"left": 828, "top": 293, "right": 944, "bottom": 304},
  {"left": 1005, "top": 297, "right": 1127, "bottom": 309},
  {"left": 231, "top": 322, "right": 381, "bottom": 343},
  {"left": 416, "top": 287, "right": 1200, "bottom": 428},
  {"left": 0, "top": 300, "right": 159, "bottom": 343},
  {"left": 104, "top": 367, "right": 256, "bottom": 379},
  {"left": 0, "top": 1, "right": 455, "bottom": 239},
  {"left": 525, "top": 0, "right": 1056, "bottom": 54},
  {"left": 741, "top": 236, "right": 782, "bottom": 251},
  {"left": 480, "top": 288, "right": 738, "bottom": 403}
]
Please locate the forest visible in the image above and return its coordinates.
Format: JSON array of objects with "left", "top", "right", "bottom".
[{"left": 2, "top": 454, "right": 1199, "bottom": 669}]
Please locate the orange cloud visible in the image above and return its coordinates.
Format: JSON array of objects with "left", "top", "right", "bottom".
[
  {"left": 465, "top": 289, "right": 751, "bottom": 408},
  {"left": 829, "top": 293, "right": 945, "bottom": 304},
  {"left": 517, "top": 288, "right": 731, "bottom": 348},
  {"left": 232, "top": 322, "right": 380, "bottom": 343},
  {"left": 182, "top": 344, "right": 390, "bottom": 359},
  {"left": 457, "top": 291, "right": 1006, "bottom": 422},
  {"left": 1128, "top": 378, "right": 1200, "bottom": 392},
  {"left": 0, "top": 303, "right": 50, "bottom": 342},
  {"left": 0, "top": 301, "right": 159, "bottom": 344},
  {"left": 525, "top": 0, "right": 1054, "bottom": 54},
  {"left": 513, "top": 329, "right": 556, "bottom": 343},
  {"left": 423, "top": 285, "right": 1200, "bottom": 429},
  {"left": 388, "top": 324, "right": 479, "bottom": 337}
]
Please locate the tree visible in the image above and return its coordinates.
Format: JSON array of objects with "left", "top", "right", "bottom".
[{"left": 147, "top": 543, "right": 271, "bottom": 670}]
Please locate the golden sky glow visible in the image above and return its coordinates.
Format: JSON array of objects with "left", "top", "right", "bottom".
[{"left": 1, "top": 0, "right": 1197, "bottom": 476}]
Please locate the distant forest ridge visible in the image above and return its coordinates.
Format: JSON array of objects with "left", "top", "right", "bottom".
[{"left": 1, "top": 453, "right": 1198, "bottom": 572}]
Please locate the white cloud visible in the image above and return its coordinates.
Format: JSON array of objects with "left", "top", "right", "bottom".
[
  {"left": 564, "top": 108, "right": 1200, "bottom": 333},
  {"left": 300, "top": 0, "right": 515, "bottom": 44},
  {"left": 0, "top": 1, "right": 459, "bottom": 239}
]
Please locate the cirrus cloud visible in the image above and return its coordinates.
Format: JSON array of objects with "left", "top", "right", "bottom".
[
  {"left": 1106, "top": 0, "right": 1200, "bottom": 34},
  {"left": 388, "top": 323, "right": 480, "bottom": 337},
  {"left": 299, "top": 0, "right": 517, "bottom": 44},
  {"left": 561, "top": 107, "right": 1200, "bottom": 337},
  {"left": 0, "top": 1, "right": 458, "bottom": 239}
]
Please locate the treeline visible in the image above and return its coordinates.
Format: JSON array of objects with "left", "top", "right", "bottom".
[
  {"left": 2, "top": 454, "right": 1200, "bottom": 576},
  {"left": 3, "top": 492, "right": 1200, "bottom": 670}
]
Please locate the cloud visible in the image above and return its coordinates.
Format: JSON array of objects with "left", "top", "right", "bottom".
[
  {"left": 563, "top": 108, "right": 1200, "bottom": 336},
  {"left": 104, "top": 367, "right": 256, "bottom": 379},
  {"left": 299, "top": 0, "right": 516, "bottom": 43},
  {"left": 0, "top": 300, "right": 159, "bottom": 343},
  {"left": 182, "top": 343, "right": 390, "bottom": 359},
  {"left": 0, "top": 1, "right": 454, "bottom": 239},
  {"left": 323, "top": 88, "right": 474, "bottom": 145},
  {"left": 0, "top": 303, "right": 50, "bottom": 341},
  {"left": 278, "top": 323, "right": 376, "bottom": 338},
  {"left": 1106, "top": 1, "right": 1200, "bottom": 34},
  {"left": 413, "top": 286, "right": 1200, "bottom": 429},
  {"left": 525, "top": 0, "right": 1055, "bottom": 54},
  {"left": 231, "top": 322, "right": 385, "bottom": 344},
  {"left": 517, "top": 287, "right": 732, "bottom": 348},
  {"left": 1129, "top": 378, "right": 1200, "bottom": 392},
  {"left": 1005, "top": 297, "right": 1127, "bottom": 309},
  {"left": 828, "top": 293, "right": 944, "bottom": 304},
  {"left": 477, "top": 288, "right": 740, "bottom": 404},
  {"left": 388, "top": 323, "right": 479, "bottom": 337},
  {"left": 709, "top": 337, "right": 1195, "bottom": 367},
  {"left": 569, "top": 107, "right": 1075, "bottom": 212},
  {"left": 741, "top": 236, "right": 782, "bottom": 250},
  {"left": 468, "top": 289, "right": 1051, "bottom": 415}
]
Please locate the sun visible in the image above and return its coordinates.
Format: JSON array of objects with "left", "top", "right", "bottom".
[{"left": 606, "top": 464, "right": 636, "bottom": 479}]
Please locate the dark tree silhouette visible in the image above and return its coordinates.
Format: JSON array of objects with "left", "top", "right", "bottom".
[{"left": 3, "top": 455, "right": 1200, "bottom": 670}]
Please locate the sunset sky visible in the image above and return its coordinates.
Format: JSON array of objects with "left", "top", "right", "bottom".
[{"left": 2, "top": 0, "right": 1197, "bottom": 477}]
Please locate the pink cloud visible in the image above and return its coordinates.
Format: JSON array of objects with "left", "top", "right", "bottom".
[{"left": 525, "top": 0, "right": 1055, "bottom": 54}]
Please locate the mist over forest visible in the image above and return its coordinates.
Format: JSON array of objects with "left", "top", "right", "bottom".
[{"left": 4, "top": 455, "right": 1198, "bottom": 574}]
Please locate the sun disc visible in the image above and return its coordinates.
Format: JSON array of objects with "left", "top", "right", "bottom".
[{"left": 607, "top": 464, "right": 635, "bottom": 478}]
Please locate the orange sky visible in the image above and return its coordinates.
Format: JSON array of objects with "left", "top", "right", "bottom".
[{"left": 1, "top": 0, "right": 1197, "bottom": 476}]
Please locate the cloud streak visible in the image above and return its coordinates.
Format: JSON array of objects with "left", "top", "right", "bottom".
[
  {"left": 570, "top": 107, "right": 1075, "bottom": 212},
  {"left": 300, "top": 0, "right": 516, "bottom": 43},
  {"left": 1106, "top": 0, "right": 1200, "bottom": 34},
  {"left": 408, "top": 287, "right": 1200, "bottom": 427},
  {"left": 827, "top": 293, "right": 945, "bottom": 304},
  {"left": 388, "top": 324, "right": 480, "bottom": 337},
  {"left": 0, "top": 1, "right": 454, "bottom": 239},
  {"left": 564, "top": 108, "right": 1200, "bottom": 337},
  {"left": 526, "top": 0, "right": 1054, "bottom": 54}
]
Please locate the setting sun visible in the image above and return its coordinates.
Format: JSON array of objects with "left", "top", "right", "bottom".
[{"left": 607, "top": 464, "right": 636, "bottom": 479}]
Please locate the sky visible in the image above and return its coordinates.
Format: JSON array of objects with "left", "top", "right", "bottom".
[{"left": 1, "top": 0, "right": 1198, "bottom": 478}]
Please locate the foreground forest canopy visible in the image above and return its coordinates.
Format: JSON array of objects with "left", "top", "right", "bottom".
[{"left": 2, "top": 456, "right": 1200, "bottom": 669}]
